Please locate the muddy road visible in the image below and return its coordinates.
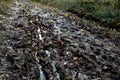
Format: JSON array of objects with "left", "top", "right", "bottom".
[{"left": 0, "top": 0, "right": 120, "bottom": 80}]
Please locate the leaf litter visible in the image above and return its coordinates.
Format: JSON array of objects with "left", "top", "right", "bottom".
[{"left": 0, "top": 0, "right": 120, "bottom": 80}]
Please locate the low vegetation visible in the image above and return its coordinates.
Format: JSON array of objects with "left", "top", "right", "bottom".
[
  {"left": 0, "top": 0, "right": 13, "bottom": 15},
  {"left": 0, "top": 0, "right": 13, "bottom": 43},
  {"left": 32, "top": 0, "right": 120, "bottom": 30}
]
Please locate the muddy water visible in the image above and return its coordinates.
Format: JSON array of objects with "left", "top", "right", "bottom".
[{"left": 0, "top": 0, "right": 120, "bottom": 80}]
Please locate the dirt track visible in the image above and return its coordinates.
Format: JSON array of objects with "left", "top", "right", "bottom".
[{"left": 0, "top": 0, "right": 120, "bottom": 80}]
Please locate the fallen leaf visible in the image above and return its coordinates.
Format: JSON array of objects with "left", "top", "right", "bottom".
[
  {"left": 117, "top": 23, "right": 120, "bottom": 25},
  {"left": 0, "top": 14, "right": 3, "bottom": 17},
  {"left": 14, "top": 27, "right": 22, "bottom": 30},
  {"left": 50, "top": 20, "right": 56, "bottom": 23},
  {"left": 64, "top": 13, "right": 69, "bottom": 17}
]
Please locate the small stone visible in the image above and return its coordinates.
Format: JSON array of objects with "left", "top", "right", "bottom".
[
  {"left": 95, "top": 39, "right": 102, "bottom": 45},
  {"left": 73, "top": 57, "right": 78, "bottom": 60},
  {"left": 63, "top": 62, "right": 68, "bottom": 65}
]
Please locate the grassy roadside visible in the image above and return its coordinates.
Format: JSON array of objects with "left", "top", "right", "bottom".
[
  {"left": 0, "top": 0, "right": 13, "bottom": 45},
  {"left": 0, "top": 0, "right": 12, "bottom": 29},
  {"left": 31, "top": 0, "right": 120, "bottom": 30},
  {"left": 0, "top": 0, "right": 13, "bottom": 15}
]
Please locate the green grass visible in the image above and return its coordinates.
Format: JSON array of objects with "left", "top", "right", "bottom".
[{"left": 32, "top": 0, "right": 120, "bottom": 30}]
